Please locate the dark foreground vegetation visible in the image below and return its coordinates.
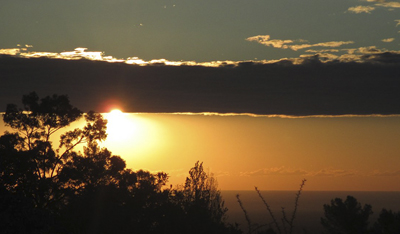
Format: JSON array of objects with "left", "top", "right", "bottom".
[{"left": 1, "top": 93, "right": 399, "bottom": 234}]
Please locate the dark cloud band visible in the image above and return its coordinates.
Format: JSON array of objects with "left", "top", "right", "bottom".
[{"left": 1, "top": 54, "right": 400, "bottom": 116}]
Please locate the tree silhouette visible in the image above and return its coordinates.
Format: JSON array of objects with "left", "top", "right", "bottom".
[
  {"left": 0, "top": 92, "right": 169, "bottom": 233},
  {"left": 170, "top": 161, "right": 240, "bottom": 234},
  {"left": 0, "top": 93, "right": 241, "bottom": 234},
  {"left": 1, "top": 92, "right": 108, "bottom": 208},
  {"left": 321, "top": 195, "right": 373, "bottom": 234},
  {"left": 371, "top": 209, "right": 400, "bottom": 234}
]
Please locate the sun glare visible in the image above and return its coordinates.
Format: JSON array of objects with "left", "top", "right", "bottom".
[
  {"left": 105, "top": 109, "right": 135, "bottom": 142},
  {"left": 102, "top": 110, "right": 164, "bottom": 165}
]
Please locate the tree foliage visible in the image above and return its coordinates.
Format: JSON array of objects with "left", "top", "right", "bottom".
[
  {"left": 372, "top": 209, "right": 400, "bottom": 234},
  {"left": 321, "top": 196, "right": 373, "bottom": 234},
  {"left": 171, "top": 161, "right": 236, "bottom": 234},
  {"left": 0, "top": 92, "right": 240, "bottom": 234}
]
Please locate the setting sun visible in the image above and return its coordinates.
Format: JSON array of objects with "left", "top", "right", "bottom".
[
  {"left": 2, "top": 0, "right": 400, "bottom": 232},
  {"left": 101, "top": 110, "right": 164, "bottom": 165},
  {"left": 105, "top": 109, "right": 135, "bottom": 142}
]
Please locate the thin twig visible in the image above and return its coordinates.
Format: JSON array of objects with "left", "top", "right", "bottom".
[
  {"left": 288, "top": 179, "right": 307, "bottom": 234},
  {"left": 281, "top": 207, "right": 288, "bottom": 234},
  {"left": 255, "top": 186, "right": 282, "bottom": 234},
  {"left": 236, "top": 194, "right": 252, "bottom": 234}
]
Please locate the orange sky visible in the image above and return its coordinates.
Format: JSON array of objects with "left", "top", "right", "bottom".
[
  {"left": 100, "top": 113, "right": 400, "bottom": 191},
  {"left": 2, "top": 113, "right": 400, "bottom": 191}
]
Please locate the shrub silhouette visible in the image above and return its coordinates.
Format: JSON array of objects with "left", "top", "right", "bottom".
[{"left": 236, "top": 179, "right": 306, "bottom": 234}]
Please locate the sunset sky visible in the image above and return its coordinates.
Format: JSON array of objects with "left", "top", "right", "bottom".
[
  {"left": 1, "top": 0, "right": 400, "bottom": 62},
  {"left": 1, "top": 0, "right": 400, "bottom": 191}
]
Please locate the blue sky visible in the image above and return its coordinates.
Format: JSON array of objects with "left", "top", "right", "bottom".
[{"left": 1, "top": 0, "right": 399, "bottom": 62}]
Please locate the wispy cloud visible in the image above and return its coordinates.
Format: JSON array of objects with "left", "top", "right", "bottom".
[
  {"left": 310, "top": 169, "right": 358, "bottom": 177},
  {"left": 305, "top": 49, "right": 340, "bottom": 53},
  {"left": 239, "top": 167, "right": 360, "bottom": 177},
  {"left": 354, "top": 0, "right": 400, "bottom": 12},
  {"left": 246, "top": 35, "right": 354, "bottom": 51},
  {"left": 240, "top": 167, "right": 308, "bottom": 176},
  {"left": 382, "top": 38, "right": 395, "bottom": 42},
  {"left": 348, "top": 5, "right": 376, "bottom": 13},
  {"left": 371, "top": 170, "right": 400, "bottom": 176},
  {"left": 300, "top": 53, "right": 339, "bottom": 61},
  {"left": 358, "top": 46, "right": 383, "bottom": 54},
  {"left": 290, "top": 41, "right": 354, "bottom": 51},
  {"left": 245, "top": 35, "right": 296, "bottom": 49},
  {"left": 166, "top": 112, "right": 400, "bottom": 118},
  {"left": 375, "top": 1, "right": 400, "bottom": 8},
  {"left": 239, "top": 167, "right": 400, "bottom": 177}
]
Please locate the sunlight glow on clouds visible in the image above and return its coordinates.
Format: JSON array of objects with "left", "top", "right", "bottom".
[
  {"left": 382, "top": 38, "right": 395, "bottom": 42},
  {"left": 348, "top": 5, "right": 376, "bottom": 13},
  {"left": 305, "top": 49, "right": 340, "bottom": 53},
  {"left": 1, "top": 44, "right": 400, "bottom": 68},
  {"left": 311, "top": 169, "right": 357, "bottom": 177},
  {"left": 289, "top": 41, "right": 354, "bottom": 51},
  {"left": 246, "top": 35, "right": 354, "bottom": 51},
  {"left": 240, "top": 167, "right": 308, "bottom": 176},
  {"left": 0, "top": 46, "right": 245, "bottom": 67},
  {"left": 239, "top": 167, "right": 400, "bottom": 178},
  {"left": 375, "top": 1, "right": 400, "bottom": 8},
  {"left": 245, "top": 35, "right": 295, "bottom": 49},
  {"left": 358, "top": 45, "right": 382, "bottom": 54},
  {"left": 0, "top": 48, "right": 20, "bottom": 55},
  {"left": 239, "top": 167, "right": 359, "bottom": 177},
  {"left": 347, "top": 6, "right": 375, "bottom": 14},
  {"left": 351, "top": 0, "right": 400, "bottom": 14},
  {"left": 60, "top": 48, "right": 104, "bottom": 60}
]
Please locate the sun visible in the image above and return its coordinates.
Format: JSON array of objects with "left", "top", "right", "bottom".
[
  {"left": 101, "top": 110, "right": 165, "bottom": 166},
  {"left": 105, "top": 109, "right": 135, "bottom": 142}
]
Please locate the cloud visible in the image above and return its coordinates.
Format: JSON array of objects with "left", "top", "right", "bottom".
[
  {"left": 239, "top": 167, "right": 362, "bottom": 177},
  {"left": 289, "top": 41, "right": 354, "bottom": 51},
  {"left": 348, "top": 5, "right": 376, "bottom": 13},
  {"left": 300, "top": 53, "right": 339, "bottom": 61},
  {"left": 60, "top": 48, "right": 104, "bottom": 60},
  {"left": 1, "top": 47, "right": 400, "bottom": 116},
  {"left": 0, "top": 48, "right": 20, "bottom": 55},
  {"left": 240, "top": 167, "right": 400, "bottom": 178},
  {"left": 305, "top": 49, "right": 340, "bottom": 53},
  {"left": 3, "top": 45, "right": 396, "bottom": 68},
  {"left": 240, "top": 167, "right": 308, "bottom": 176},
  {"left": 310, "top": 169, "right": 358, "bottom": 177},
  {"left": 246, "top": 35, "right": 354, "bottom": 51},
  {"left": 245, "top": 35, "right": 295, "bottom": 49},
  {"left": 360, "top": 51, "right": 400, "bottom": 64},
  {"left": 364, "top": 0, "right": 400, "bottom": 8},
  {"left": 382, "top": 38, "right": 395, "bottom": 42},
  {"left": 358, "top": 46, "right": 383, "bottom": 54},
  {"left": 371, "top": 170, "right": 400, "bottom": 176},
  {"left": 375, "top": 1, "right": 400, "bottom": 8}
]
